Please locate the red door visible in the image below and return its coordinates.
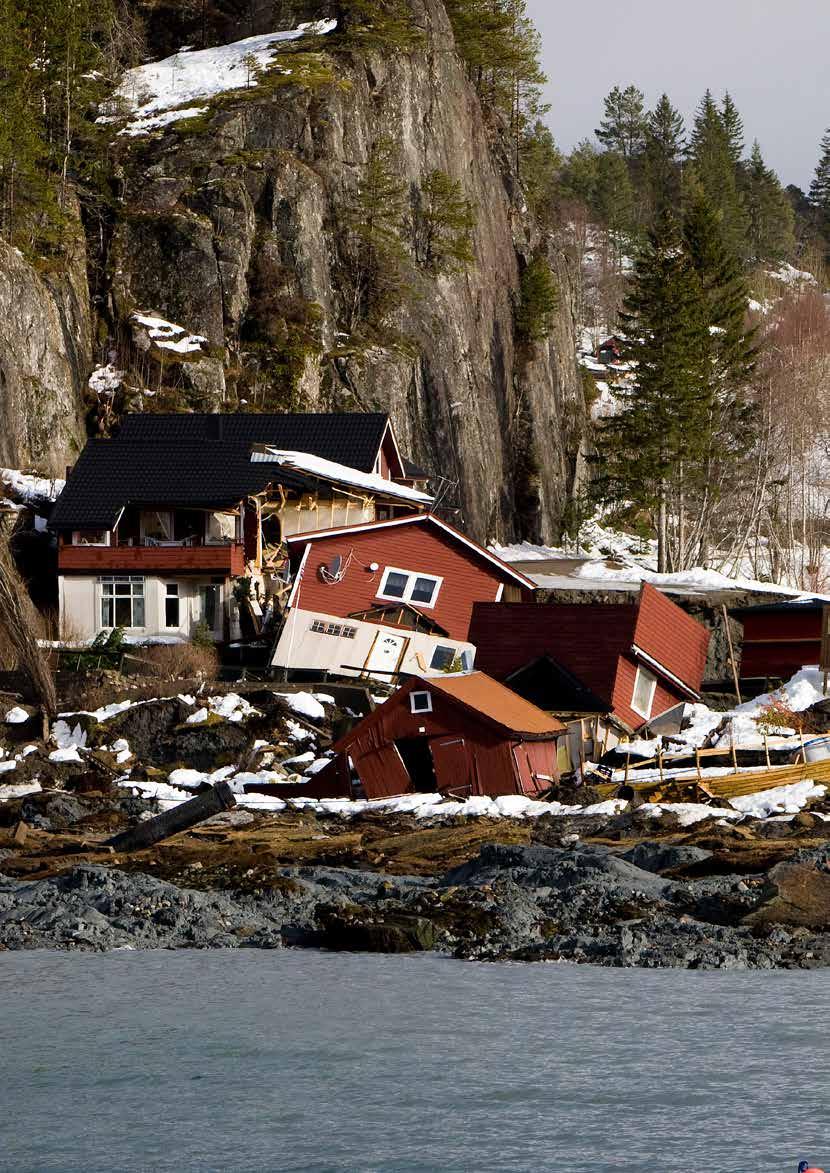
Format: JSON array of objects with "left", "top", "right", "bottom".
[{"left": 430, "top": 737, "right": 475, "bottom": 798}]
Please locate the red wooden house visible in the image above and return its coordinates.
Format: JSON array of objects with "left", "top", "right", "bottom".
[
  {"left": 469, "top": 583, "right": 710, "bottom": 731},
  {"left": 732, "top": 599, "right": 826, "bottom": 682},
  {"left": 271, "top": 514, "right": 536, "bottom": 680},
  {"left": 331, "top": 672, "right": 565, "bottom": 801}
]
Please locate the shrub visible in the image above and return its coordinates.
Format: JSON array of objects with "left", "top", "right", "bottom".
[
  {"left": 516, "top": 256, "right": 559, "bottom": 341},
  {"left": 756, "top": 697, "right": 806, "bottom": 735},
  {"left": 140, "top": 641, "right": 219, "bottom": 681}
]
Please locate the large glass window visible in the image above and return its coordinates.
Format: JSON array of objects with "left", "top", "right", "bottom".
[
  {"left": 377, "top": 566, "right": 442, "bottom": 609},
  {"left": 101, "top": 577, "right": 145, "bottom": 628},
  {"left": 141, "top": 511, "right": 172, "bottom": 544}
]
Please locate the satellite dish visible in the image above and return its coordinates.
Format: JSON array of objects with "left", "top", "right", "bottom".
[{"left": 319, "top": 552, "right": 345, "bottom": 584}]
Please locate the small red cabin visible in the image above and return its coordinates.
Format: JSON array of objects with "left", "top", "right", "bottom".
[
  {"left": 332, "top": 672, "right": 565, "bottom": 801},
  {"left": 733, "top": 599, "right": 825, "bottom": 681}
]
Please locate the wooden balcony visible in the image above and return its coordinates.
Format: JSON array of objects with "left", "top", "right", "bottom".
[{"left": 59, "top": 542, "right": 247, "bottom": 576}]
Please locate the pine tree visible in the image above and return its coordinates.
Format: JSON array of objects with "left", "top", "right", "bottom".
[
  {"left": 593, "top": 211, "right": 711, "bottom": 571},
  {"left": 559, "top": 139, "right": 599, "bottom": 206},
  {"left": 595, "top": 84, "right": 646, "bottom": 158},
  {"left": 644, "top": 93, "right": 685, "bottom": 216},
  {"left": 413, "top": 170, "right": 477, "bottom": 275},
  {"left": 720, "top": 92, "right": 745, "bottom": 167},
  {"left": 520, "top": 119, "right": 562, "bottom": 224},
  {"left": 743, "top": 141, "right": 796, "bottom": 261},
  {"left": 0, "top": 0, "right": 47, "bottom": 242},
  {"left": 516, "top": 255, "right": 558, "bottom": 341},
  {"left": 343, "top": 136, "right": 410, "bottom": 332},
  {"left": 593, "top": 151, "right": 635, "bottom": 239},
  {"left": 809, "top": 128, "right": 830, "bottom": 245},
  {"left": 688, "top": 89, "right": 749, "bottom": 258}
]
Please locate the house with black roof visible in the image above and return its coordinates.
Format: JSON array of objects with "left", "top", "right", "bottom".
[{"left": 51, "top": 413, "right": 432, "bottom": 645}]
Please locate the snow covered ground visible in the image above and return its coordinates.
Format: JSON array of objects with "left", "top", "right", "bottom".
[{"left": 104, "top": 20, "right": 337, "bottom": 136}]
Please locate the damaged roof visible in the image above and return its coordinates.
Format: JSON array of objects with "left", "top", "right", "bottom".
[
  {"left": 425, "top": 672, "right": 566, "bottom": 738},
  {"left": 50, "top": 412, "right": 413, "bottom": 531}
]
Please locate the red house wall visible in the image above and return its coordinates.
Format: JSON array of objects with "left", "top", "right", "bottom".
[
  {"left": 612, "top": 654, "right": 688, "bottom": 730},
  {"left": 740, "top": 609, "right": 822, "bottom": 679},
  {"left": 293, "top": 525, "right": 512, "bottom": 641}
]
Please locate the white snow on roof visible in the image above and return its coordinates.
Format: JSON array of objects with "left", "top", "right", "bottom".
[
  {"left": 131, "top": 312, "right": 207, "bottom": 354},
  {"left": 105, "top": 20, "right": 337, "bottom": 136},
  {"left": 251, "top": 447, "right": 434, "bottom": 504},
  {"left": 1, "top": 468, "right": 65, "bottom": 508}
]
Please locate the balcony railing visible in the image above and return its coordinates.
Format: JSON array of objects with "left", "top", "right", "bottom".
[{"left": 59, "top": 542, "right": 247, "bottom": 576}]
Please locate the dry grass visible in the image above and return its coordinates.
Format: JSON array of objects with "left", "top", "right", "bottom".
[
  {"left": 0, "top": 540, "right": 57, "bottom": 722},
  {"left": 138, "top": 642, "right": 219, "bottom": 681}
]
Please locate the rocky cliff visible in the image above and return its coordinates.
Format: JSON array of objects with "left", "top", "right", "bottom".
[
  {"left": 0, "top": 229, "right": 90, "bottom": 476},
  {"left": 0, "top": 0, "right": 587, "bottom": 544}
]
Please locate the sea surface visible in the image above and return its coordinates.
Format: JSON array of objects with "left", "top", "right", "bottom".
[{"left": 0, "top": 950, "right": 827, "bottom": 1173}]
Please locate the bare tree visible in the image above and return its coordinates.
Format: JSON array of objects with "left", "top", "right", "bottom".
[{"left": 0, "top": 540, "right": 57, "bottom": 738}]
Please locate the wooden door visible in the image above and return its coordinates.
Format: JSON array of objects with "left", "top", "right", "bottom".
[
  {"left": 364, "top": 631, "right": 408, "bottom": 676},
  {"left": 430, "top": 737, "right": 475, "bottom": 798}
]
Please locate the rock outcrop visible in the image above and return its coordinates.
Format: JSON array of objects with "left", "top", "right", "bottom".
[{"left": 0, "top": 233, "right": 90, "bottom": 475}]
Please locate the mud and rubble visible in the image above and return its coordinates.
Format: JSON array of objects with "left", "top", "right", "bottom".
[{"left": 2, "top": 678, "right": 830, "bottom": 967}]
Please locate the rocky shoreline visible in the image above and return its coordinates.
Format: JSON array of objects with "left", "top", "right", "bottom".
[{"left": 2, "top": 790, "right": 830, "bottom": 968}]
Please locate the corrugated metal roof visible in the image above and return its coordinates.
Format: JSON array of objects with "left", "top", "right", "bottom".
[{"left": 427, "top": 672, "right": 566, "bottom": 736}]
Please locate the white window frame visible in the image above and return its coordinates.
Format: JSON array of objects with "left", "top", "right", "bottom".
[
  {"left": 100, "top": 575, "right": 145, "bottom": 630},
  {"left": 410, "top": 690, "right": 433, "bottom": 714},
  {"left": 72, "top": 530, "right": 110, "bottom": 547},
  {"left": 376, "top": 566, "right": 443, "bottom": 610},
  {"left": 631, "top": 666, "right": 658, "bottom": 719}
]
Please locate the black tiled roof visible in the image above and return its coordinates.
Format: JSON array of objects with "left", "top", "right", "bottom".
[{"left": 51, "top": 412, "right": 392, "bottom": 531}]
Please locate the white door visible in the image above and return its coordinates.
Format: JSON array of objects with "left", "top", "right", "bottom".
[{"left": 364, "top": 632, "right": 407, "bottom": 676}]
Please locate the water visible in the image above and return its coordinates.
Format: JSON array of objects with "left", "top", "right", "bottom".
[{"left": 0, "top": 951, "right": 827, "bottom": 1173}]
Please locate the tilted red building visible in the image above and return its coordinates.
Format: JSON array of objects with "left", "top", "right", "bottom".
[
  {"left": 332, "top": 672, "right": 565, "bottom": 801},
  {"left": 469, "top": 583, "right": 710, "bottom": 731},
  {"left": 732, "top": 599, "right": 826, "bottom": 682}
]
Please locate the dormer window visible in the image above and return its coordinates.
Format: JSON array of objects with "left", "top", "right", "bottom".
[{"left": 377, "top": 566, "right": 442, "bottom": 609}]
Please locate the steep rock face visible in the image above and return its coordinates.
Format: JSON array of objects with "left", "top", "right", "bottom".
[
  {"left": 0, "top": 233, "right": 90, "bottom": 475},
  {"left": 109, "top": 0, "right": 585, "bottom": 543}
]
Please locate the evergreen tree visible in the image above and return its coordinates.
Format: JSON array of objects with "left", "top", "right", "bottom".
[
  {"left": 593, "top": 151, "right": 635, "bottom": 239},
  {"left": 644, "top": 93, "right": 685, "bottom": 216},
  {"left": 0, "top": 0, "right": 46, "bottom": 242},
  {"left": 688, "top": 89, "right": 749, "bottom": 258},
  {"left": 720, "top": 91, "right": 745, "bottom": 166},
  {"left": 343, "top": 137, "right": 410, "bottom": 332},
  {"left": 516, "top": 255, "right": 558, "bottom": 341},
  {"left": 559, "top": 139, "right": 599, "bottom": 207},
  {"left": 593, "top": 211, "right": 711, "bottom": 571},
  {"left": 809, "top": 128, "right": 830, "bottom": 245},
  {"left": 595, "top": 84, "right": 646, "bottom": 158},
  {"left": 743, "top": 141, "right": 796, "bottom": 261},
  {"left": 413, "top": 170, "right": 477, "bottom": 275},
  {"left": 520, "top": 119, "right": 562, "bottom": 224}
]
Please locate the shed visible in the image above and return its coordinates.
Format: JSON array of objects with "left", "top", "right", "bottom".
[
  {"left": 332, "top": 672, "right": 566, "bottom": 801},
  {"left": 732, "top": 599, "right": 827, "bottom": 682}
]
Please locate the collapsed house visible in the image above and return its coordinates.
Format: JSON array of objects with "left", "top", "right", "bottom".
[
  {"left": 49, "top": 413, "right": 431, "bottom": 644},
  {"left": 470, "top": 583, "right": 710, "bottom": 738},
  {"left": 330, "top": 672, "right": 565, "bottom": 800},
  {"left": 270, "top": 514, "right": 535, "bottom": 680}
]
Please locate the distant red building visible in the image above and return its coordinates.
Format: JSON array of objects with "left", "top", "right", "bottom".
[
  {"left": 470, "top": 583, "right": 710, "bottom": 731},
  {"left": 733, "top": 599, "right": 825, "bottom": 681},
  {"left": 332, "top": 672, "right": 565, "bottom": 801}
]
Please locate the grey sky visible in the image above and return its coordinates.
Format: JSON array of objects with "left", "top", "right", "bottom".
[{"left": 526, "top": 0, "right": 829, "bottom": 190}]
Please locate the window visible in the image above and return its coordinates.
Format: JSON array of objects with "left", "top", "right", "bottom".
[
  {"left": 203, "top": 582, "right": 221, "bottom": 631},
  {"left": 430, "top": 646, "right": 472, "bottom": 673},
  {"left": 206, "top": 511, "right": 236, "bottom": 544},
  {"left": 165, "top": 583, "right": 180, "bottom": 628},
  {"left": 101, "top": 576, "right": 145, "bottom": 628},
  {"left": 310, "top": 620, "right": 357, "bottom": 638},
  {"left": 73, "top": 530, "right": 109, "bottom": 546},
  {"left": 141, "top": 510, "right": 172, "bottom": 544},
  {"left": 631, "top": 666, "right": 657, "bottom": 719},
  {"left": 410, "top": 691, "right": 433, "bottom": 714},
  {"left": 377, "top": 566, "right": 442, "bottom": 609}
]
